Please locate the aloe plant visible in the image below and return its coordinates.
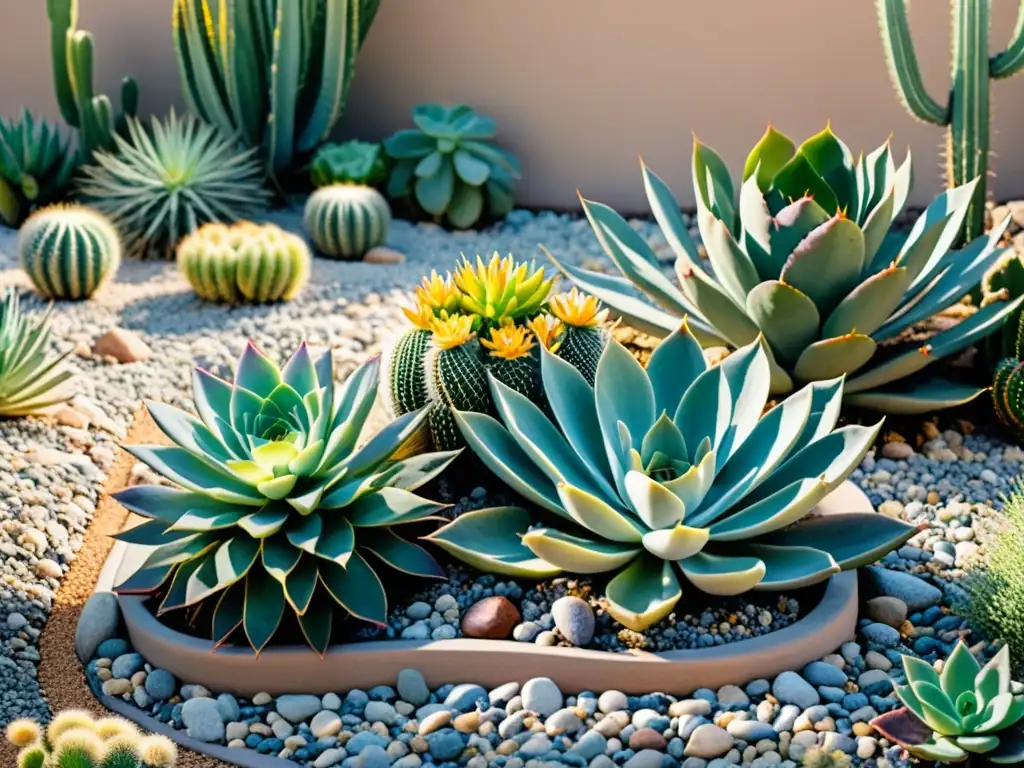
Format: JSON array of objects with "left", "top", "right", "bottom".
[
  {"left": 112, "top": 342, "right": 457, "bottom": 653},
  {"left": 428, "top": 325, "right": 918, "bottom": 631},
  {"left": 551, "top": 125, "right": 1022, "bottom": 414},
  {"left": 0, "top": 289, "right": 75, "bottom": 417},
  {"left": 871, "top": 641, "right": 1024, "bottom": 765}
]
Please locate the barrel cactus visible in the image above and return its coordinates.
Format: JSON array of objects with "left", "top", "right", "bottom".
[
  {"left": 0, "top": 110, "right": 76, "bottom": 227},
  {"left": 428, "top": 326, "right": 919, "bottom": 631},
  {"left": 552, "top": 125, "right": 1023, "bottom": 414},
  {"left": 303, "top": 183, "right": 391, "bottom": 260},
  {"left": 380, "top": 253, "right": 609, "bottom": 450},
  {"left": 177, "top": 222, "right": 310, "bottom": 304},
  {"left": 871, "top": 640, "right": 1024, "bottom": 764},
  {"left": 383, "top": 104, "right": 520, "bottom": 229},
  {"left": 0, "top": 288, "right": 74, "bottom": 417},
  {"left": 311, "top": 140, "right": 388, "bottom": 188},
  {"left": 19, "top": 205, "right": 121, "bottom": 300},
  {"left": 112, "top": 342, "right": 456, "bottom": 653}
]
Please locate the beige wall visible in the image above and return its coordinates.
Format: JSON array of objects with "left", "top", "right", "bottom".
[{"left": 4, "top": 1, "right": 1024, "bottom": 214}]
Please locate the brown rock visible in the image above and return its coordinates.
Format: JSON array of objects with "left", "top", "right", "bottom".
[
  {"left": 363, "top": 246, "right": 406, "bottom": 264},
  {"left": 629, "top": 727, "right": 667, "bottom": 751},
  {"left": 52, "top": 406, "right": 90, "bottom": 429},
  {"left": 866, "top": 596, "right": 908, "bottom": 628},
  {"left": 460, "top": 596, "right": 521, "bottom": 639},
  {"left": 92, "top": 327, "right": 152, "bottom": 363}
]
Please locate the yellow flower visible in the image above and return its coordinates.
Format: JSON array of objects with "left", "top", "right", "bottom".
[
  {"left": 454, "top": 252, "right": 553, "bottom": 322},
  {"left": 526, "top": 314, "right": 564, "bottom": 353},
  {"left": 401, "top": 299, "right": 437, "bottom": 330},
  {"left": 549, "top": 288, "right": 608, "bottom": 327},
  {"left": 481, "top": 325, "right": 535, "bottom": 360},
  {"left": 430, "top": 314, "right": 477, "bottom": 350},
  {"left": 414, "top": 270, "right": 461, "bottom": 314}
]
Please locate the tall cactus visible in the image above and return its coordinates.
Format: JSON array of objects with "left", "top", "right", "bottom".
[
  {"left": 46, "top": 0, "right": 139, "bottom": 162},
  {"left": 172, "top": 0, "right": 379, "bottom": 179},
  {"left": 876, "top": 0, "right": 1024, "bottom": 243}
]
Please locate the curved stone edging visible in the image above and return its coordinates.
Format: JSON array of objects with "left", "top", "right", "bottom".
[{"left": 108, "top": 482, "right": 871, "bottom": 697}]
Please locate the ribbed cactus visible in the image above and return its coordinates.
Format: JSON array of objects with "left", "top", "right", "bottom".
[
  {"left": 177, "top": 222, "right": 310, "bottom": 304},
  {"left": 173, "top": 0, "right": 379, "bottom": 178},
  {"left": 47, "top": 0, "right": 139, "bottom": 162},
  {"left": 876, "top": 0, "right": 1024, "bottom": 243},
  {"left": 5, "top": 711, "right": 177, "bottom": 768},
  {"left": 982, "top": 250, "right": 1024, "bottom": 365},
  {"left": 303, "top": 183, "right": 392, "bottom": 260},
  {"left": 379, "top": 256, "right": 609, "bottom": 450},
  {"left": 993, "top": 313, "right": 1024, "bottom": 438},
  {"left": 19, "top": 205, "right": 121, "bottom": 300}
]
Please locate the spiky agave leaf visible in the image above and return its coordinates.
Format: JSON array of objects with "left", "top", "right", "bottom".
[
  {"left": 113, "top": 342, "right": 458, "bottom": 653},
  {"left": 0, "top": 289, "right": 75, "bottom": 417},
  {"left": 428, "top": 322, "right": 918, "bottom": 631},
  {"left": 78, "top": 111, "right": 270, "bottom": 260},
  {"left": 550, "top": 124, "right": 1022, "bottom": 413},
  {"left": 0, "top": 109, "right": 76, "bottom": 225}
]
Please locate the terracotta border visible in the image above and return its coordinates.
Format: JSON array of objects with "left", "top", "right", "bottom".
[{"left": 106, "top": 483, "right": 870, "bottom": 697}]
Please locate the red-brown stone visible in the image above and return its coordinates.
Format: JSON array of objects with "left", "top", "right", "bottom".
[{"left": 460, "top": 596, "right": 521, "bottom": 639}]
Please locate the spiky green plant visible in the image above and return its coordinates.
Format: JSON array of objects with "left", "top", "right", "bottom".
[
  {"left": 5, "top": 711, "right": 176, "bottom": 768},
  {"left": 551, "top": 125, "right": 1023, "bottom": 415},
  {"left": 0, "top": 289, "right": 74, "bottom": 417},
  {"left": 993, "top": 326, "right": 1024, "bottom": 440},
  {"left": 177, "top": 221, "right": 310, "bottom": 305},
  {"left": 173, "top": 0, "right": 379, "bottom": 178},
  {"left": 112, "top": 342, "right": 457, "bottom": 653},
  {"left": 304, "top": 183, "right": 392, "bottom": 260},
  {"left": 77, "top": 112, "right": 269, "bottom": 259},
  {"left": 427, "top": 326, "right": 918, "bottom": 631},
  {"left": 311, "top": 141, "right": 388, "bottom": 188},
  {"left": 876, "top": 0, "right": 1024, "bottom": 245},
  {"left": 0, "top": 110, "right": 77, "bottom": 227},
  {"left": 871, "top": 640, "right": 1024, "bottom": 765},
  {"left": 383, "top": 104, "right": 520, "bottom": 229},
  {"left": 47, "top": 0, "right": 139, "bottom": 162},
  {"left": 981, "top": 251, "right": 1024, "bottom": 368},
  {"left": 379, "top": 254, "right": 608, "bottom": 450},
  {"left": 19, "top": 204, "right": 121, "bottom": 300}
]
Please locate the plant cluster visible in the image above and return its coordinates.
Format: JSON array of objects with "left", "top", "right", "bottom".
[
  {"left": 871, "top": 640, "right": 1024, "bottom": 764},
  {"left": 552, "top": 124, "right": 1022, "bottom": 414},
  {"left": 177, "top": 221, "right": 310, "bottom": 305},
  {"left": 429, "top": 326, "right": 919, "bottom": 630},
  {"left": 379, "top": 253, "right": 609, "bottom": 450},
  {"left": 173, "top": 0, "right": 379, "bottom": 178},
  {"left": 113, "top": 342, "right": 456, "bottom": 654},
  {"left": 311, "top": 141, "right": 389, "bottom": 188},
  {"left": 0, "top": 289, "right": 74, "bottom": 418},
  {"left": 384, "top": 104, "right": 520, "bottom": 229},
  {"left": 78, "top": 112, "right": 269, "bottom": 260},
  {"left": 0, "top": 110, "right": 76, "bottom": 227}
]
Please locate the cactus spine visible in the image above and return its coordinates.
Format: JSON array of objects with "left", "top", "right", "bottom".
[
  {"left": 303, "top": 184, "right": 392, "bottom": 260},
  {"left": 19, "top": 205, "right": 121, "bottom": 300},
  {"left": 177, "top": 222, "right": 310, "bottom": 305},
  {"left": 46, "top": 0, "right": 139, "bottom": 161},
  {"left": 876, "top": 0, "right": 1024, "bottom": 243}
]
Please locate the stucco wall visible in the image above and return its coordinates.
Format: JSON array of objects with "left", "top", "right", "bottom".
[{"left": 3, "top": 1, "right": 1024, "bottom": 214}]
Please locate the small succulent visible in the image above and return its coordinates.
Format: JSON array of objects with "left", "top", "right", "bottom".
[
  {"left": 113, "top": 342, "right": 457, "bottom": 654},
  {"left": 5, "top": 710, "right": 177, "bottom": 768},
  {"left": 177, "top": 222, "right": 310, "bottom": 304},
  {"left": 0, "top": 110, "right": 76, "bottom": 226},
  {"left": 551, "top": 124, "right": 1022, "bottom": 414},
  {"left": 379, "top": 253, "right": 608, "bottom": 450},
  {"left": 871, "top": 640, "right": 1024, "bottom": 764},
  {"left": 19, "top": 204, "right": 121, "bottom": 300},
  {"left": 303, "top": 183, "right": 392, "bottom": 260},
  {"left": 384, "top": 104, "right": 520, "bottom": 229},
  {"left": 428, "top": 326, "right": 918, "bottom": 630},
  {"left": 0, "top": 289, "right": 74, "bottom": 417},
  {"left": 78, "top": 111, "right": 270, "bottom": 259},
  {"left": 311, "top": 141, "right": 389, "bottom": 188}
]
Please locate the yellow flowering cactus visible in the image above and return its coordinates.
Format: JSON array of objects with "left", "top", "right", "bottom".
[{"left": 380, "top": 252, "right": 610, "bottom": 449}]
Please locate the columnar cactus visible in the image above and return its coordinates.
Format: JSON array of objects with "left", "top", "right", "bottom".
[
  {"left": 177, "top": 222, "right": 310, "bottom": 304},
  {"left": 380, "top": 255, "right": 609, "bottom": 450},
  {"left": 19, "top": 205, "right": 121, "bottom": 300},
  {"left": 876, "top": 0, "right": 1024, "bottom": 243},
  {"left": 47, "top": 0, "right": 139, "bottom": 161},
  {"left": 303, "top": 183, "right": 392, "bottom": 261}
]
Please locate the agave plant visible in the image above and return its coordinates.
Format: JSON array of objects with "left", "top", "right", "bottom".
[
  {"left": 384, "top": 104, "right": 520, "bottom": 229},
  {"left": 0, "top": 110, "right": 76, "bottom": 227},
  {"left": 112, "top": 342, "right": 458, "bottom": 653},
  {"left": 551, "top": 125, "right": 1022, "bottom": 414},
  {"left": 0, "top": 288, "right": 74, "bottom": 417},
  {"left": 428, "top": 325, "right": 918, "bottom": 630},
  {"left": 871, "top": 641, "right": 1024, "bottom": 765},
  {"left": 78, "top": 111, "right": 270, "bottom": 259}
]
